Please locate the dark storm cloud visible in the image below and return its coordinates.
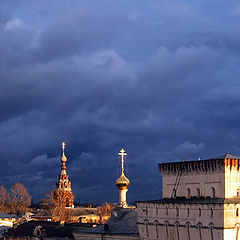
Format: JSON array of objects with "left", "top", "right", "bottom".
[{"left": 1, "top": 0, "right": 240, "bottom": 203}]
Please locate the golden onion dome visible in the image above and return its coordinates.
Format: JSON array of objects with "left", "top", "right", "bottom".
[{"left": 115, "top": 171, "right": 130, "bottom": 190}]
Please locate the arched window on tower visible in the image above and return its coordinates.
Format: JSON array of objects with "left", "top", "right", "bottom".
[
  {"left": 197, "top": 223, "right": 202, "bottom": 240},
  {"left": 236, "top": 208, "right": 239, "bottom": 217},
  {"left": 176, "top": 207, "right": 179, "bottom": 217},
  {"left": 209, "top": 223, "right": 214, "bottom": 240},
  {"left": 187, "top": 188, "right": 191, "bottom": 198},
  {"left": 174, "top": 222, "right": 180, "bottom": 240},
  {"left": 164, "top": 221, "right": 169, "bottom": 239},
  {"left": 187, "top": 207, "right": 190, "bottom": 217},
  {"left": 144, "top": 220, "right": 149, "bottom": 237},
  {"left": 197, "top": 188, "right": 201, "bottom": 198},
  {"left": 185, "top": 222, "right": 191, "bottom": 240},
  {"left": 66, "top": 198, "right": 69, "bottom": 207},
  {"left": 154, "top": 220, "right": 159, "bottom": 239},
  {"left": 211, "top": 187, "right": 216, "bottom": 198},
  {"left": 210, "top": 208, "right": 213, "bottom": 217}
]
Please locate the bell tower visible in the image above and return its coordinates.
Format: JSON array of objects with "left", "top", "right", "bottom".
[
  {"left": 55, "top": 142, "right": 74, "bottom": 208},
  {"left": 115, "top": 148, "right": 130, "bottom": 208}
]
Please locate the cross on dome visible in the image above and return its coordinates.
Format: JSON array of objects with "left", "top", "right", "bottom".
[
  {"left": 62, "top": 142, "right": 66, "bottom": 151},
  {"left": 119, "top": 148, "right": 127, "bottom": 171}
]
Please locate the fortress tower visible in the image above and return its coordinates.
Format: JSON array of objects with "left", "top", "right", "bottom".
[
  {"left": 115, "top": 148, "right": 130, "bottom": 208},
  {"left": 54, "top": 142, "right": 74, "bottom": 208}
]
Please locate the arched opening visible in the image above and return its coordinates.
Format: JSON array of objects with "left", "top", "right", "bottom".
[
  {"left": 199, "top": 207, "right": 201, "bottom": 217},
  {"left": 164, "top": 221, "right": 169, "bottom": 239},
  {"left": 210, "top": 208, "right": 213, "bottom": 217},
  {"left": 197, "top": 188, "right": 201, "bottom": 198},
  {"left": 66, "top": 198, "right": 69, "bottom": 207},
  {"left": 237, "top": 189, "right": 240, "bottom": 198},
  {"left": 187, "top": 207, "right": 190, "bottom": 217},
  {"left": 209, "top": 223, "right": 214, "bottom": 240},
  {"left": 144, "top": 220, "right": 149, "bottom": 237},
  {"left": 176, "top": 207, "right": 179, "bottom": 217},
  {"left": 185, "top": 222, "right": 191, "bottom": 240},
  {"left": 211, "top": 187, "right": 216, "bottom": 198},
  {"left": 197, "top": 223, "right": 202, "bottom": 240},
  {"left": 174, "top": 221, "right": 180, "bottom": 240},
  {"left": 154, "top": 220, "right": 159, "bottom": 239},
  {"left": 237, "top": 208, "right": 239, "bottom": 217},
  {"left": 166, "top": 206, "right": 169, "bottom": 216},
  {"left": 156, "top": 206, "right": 158, "bottom": 215},
  {"left": 187, "top": 188, "right": 191, "bottom": 198}
]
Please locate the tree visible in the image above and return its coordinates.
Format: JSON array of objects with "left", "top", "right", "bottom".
[
  {"left": 0, "top": 186, "right": 9, "bottom": 212},
  {"left": 41, "top": 190, "right": 72, "bottom": 223},
  {"left": 9, "top": 182, "right": 32, "bottom": 215},
  {"left": 97, "top": 203, "right": 115, "bottom": 223}
]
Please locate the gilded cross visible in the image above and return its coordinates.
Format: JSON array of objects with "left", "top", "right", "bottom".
[
  {"left": 62, "top": 142, "right": 66, "bottom": 152},
  {"left": 119, "top": 148, "right": 127, "bottom": 170}
]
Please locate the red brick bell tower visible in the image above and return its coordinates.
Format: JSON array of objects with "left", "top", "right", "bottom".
[{"left": 54, "top": 142, "right": 74, "bottom": 208}]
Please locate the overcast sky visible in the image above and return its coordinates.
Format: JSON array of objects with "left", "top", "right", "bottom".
[{"left": 1, "top": 0, "right": 240, "bottom": 204}]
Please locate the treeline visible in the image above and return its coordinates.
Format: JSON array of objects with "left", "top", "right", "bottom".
[{"left": 0, "top": 182, "right": 32, "bottom": 215}]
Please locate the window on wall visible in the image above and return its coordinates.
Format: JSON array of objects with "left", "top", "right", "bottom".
[
  {"left": 197, "top": 188, "right": 201, "bottom": 198},
  {"left": 209, "top": 223, "right": 214, "bottom": 240},
  {"left": 156, "top": 206, "right": 158, "bottom": 215},
  {"left": 210, "top": 208, "right": 213, "bottom": 217},
  {"left": 185, "top": 222, "right": 191, "bottom": 240},
  {"left": 237, "top": 189, "right": 240, "bottom": 198},
  {"left": 187, "top": 188, "right": 191, "bottom": 198},
  {"left": 187, "top": 208, "right": 190, "bottom": 217},
  {"left": 176, "top": 207, "right": 179, "bottom": 217},
  {"left": 166, "top": 206, "right": 169, "bottom": 216},
  {"left": 199, "top": 208, "right": 201, "bottom": 217},
  {"left": 144, "top": 220, "right": 149, "bottom": 237},
  {"left": 197, "top": 223, "right": 202, "bottom": 240},
  {"left": 154, "top": 221, "right": 159, "bottom": 239},
  {"left": 237, "top": 208, "right": 239, "bottom": 217},
  {"left": 174, "top": 222, "right": 180, "bottom": 240},
  {"left": 164, "top": 221, "right": 169, "bottom": 239},
  {"left": 211, "top": 187, "right": 216, "bottom": 198}
]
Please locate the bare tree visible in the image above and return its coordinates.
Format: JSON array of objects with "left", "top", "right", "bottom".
[
  {"left": 97, "top": 202, "right": 115, "bottom": 223},
  {"left": 41, "top": 190, "right": 72, "bottom": 223},
  {"left": 9, "top": 183, "right": 32, "bottom": 215},
  {"left": 0, "top": 186, "right": 9, "bottom": 212}
]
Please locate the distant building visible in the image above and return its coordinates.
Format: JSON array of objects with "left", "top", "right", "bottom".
[
  {"left": 0, "top": 213, "right": 18, "bottom": 227},
  {"left": 137, "top": 154, "right": 240, "bottom": 240},
  {"left": 54, "top": 142, "right": 74, "bottom": 208}
]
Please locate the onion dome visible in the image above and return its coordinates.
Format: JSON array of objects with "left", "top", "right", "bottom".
[
  {"left": 116, "top": 170, "right": 130, "bottom": 190},
  {"left": 61, "top": 142, "right": 67, "bottom": 162}
]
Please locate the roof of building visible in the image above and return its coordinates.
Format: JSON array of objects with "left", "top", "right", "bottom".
[
  {"left": 137, "top": 197, "right": 240, "bottom": 204},
  {"left": 3, "top": 221, "right": 94, "bottom": 238},
  {"left": 75, "top": 208, "right": 138, "bottom": 236},
  {"left": 158, "top": 153, "right": 240, "bottom": 174}
]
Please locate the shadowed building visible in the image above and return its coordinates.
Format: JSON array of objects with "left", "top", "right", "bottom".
[
  {"left": 137, "top": 154, "right": 240, "bottom": 240},
  {"left": 54, "top": 142, "right": 74, "bottom": 208}
]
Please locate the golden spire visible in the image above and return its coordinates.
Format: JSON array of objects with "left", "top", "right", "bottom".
[
  {"left": 61, "top": 142, "right": 67, "bottom": 162},
  {"left": 116, "top": 148, "right": 130, "bottom": 190}
]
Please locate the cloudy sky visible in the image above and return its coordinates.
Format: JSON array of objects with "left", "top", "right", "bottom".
[{"left": 1, "top": 0, "right": 240, "bottom": 204}]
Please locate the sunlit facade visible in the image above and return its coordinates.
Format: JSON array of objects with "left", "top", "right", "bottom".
[{"left": 137, "top": 154, "right": 240, "bottom": 240}]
